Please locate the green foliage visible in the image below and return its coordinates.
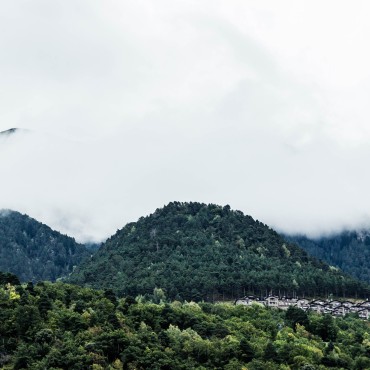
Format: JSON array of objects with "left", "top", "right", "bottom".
[
  {"left": 309, "top": 314, "right": 338, "bottom": 342},
  {"left": 0, "top": 274, "right": 370, "bottom": 369},
  {"left": 0, "top": 271, "right": 20, "bottom": 285},
  {"left": 286, "top": 231, "right": 370, "bottom": 284},
  {"left": 70, "top": 202, "right": 370, "bottom": 300},
  {"left": 285, "top": 306, "right": 309, "bottom": 331},
  {"left": 38, "top": 292, "right": 53, "bottom": 318},
  {"left": 0, "top": 210, "right": 91, "bottom": 282}
]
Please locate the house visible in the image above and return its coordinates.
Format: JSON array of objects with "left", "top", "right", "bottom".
[
  {"left": 296, "top": 299, "right": 309, "bottom": 309},
  {"left": 358, "top": 309, "right": 369, "bottom": 320},
  {"left": 235, "top": 296, "right": 261, "bottom": 306},
  {"left": 265, "top": 296, "right": 279, "bottom": 307},
  {"left": 234, "top": 295, "right": 370, "bottom": 320}
]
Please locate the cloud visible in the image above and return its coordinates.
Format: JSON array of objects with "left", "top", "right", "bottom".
[
  {"left": 0, "top": 209, "right": 12, "bottom": 218},
  {"left": 1, "top": 1, "right": 370, "bottom": 241}
]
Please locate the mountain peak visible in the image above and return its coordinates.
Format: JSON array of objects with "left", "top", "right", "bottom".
[
  {"left": 0, "top": 128, "right": 19, "bottom": 136},
  {"left": 0, "top": 127, "right": 31, "bottom": 137},
  {"left": 70, "top": 202, "right": 369, "bottom": 300}
]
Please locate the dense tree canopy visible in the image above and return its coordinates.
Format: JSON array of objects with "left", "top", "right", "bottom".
[
  {"left": 0, "top": 273, "right": 370, "bottom": 369},
  {"left": 286, "top": 231, "right": 370, "bottom": 284},
  {"left": 0, "top": 210, "right": 90, "bottom": 282},
  {"left": 70, "top": 202, "right": 370, "bottom": 300}
]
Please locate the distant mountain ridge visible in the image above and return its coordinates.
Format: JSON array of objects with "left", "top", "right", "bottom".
[
  {"left": 69, "top": 202, "right": 369, "bottom": 300},
  {"left": 0, "top": 210, "right": 90, "bottom": 282},
  {"left": 0, "top": 128, "right": 25, "bottom": 136},
  {"left": 285, "top": 230, "right": 370, "bottom": 284}
]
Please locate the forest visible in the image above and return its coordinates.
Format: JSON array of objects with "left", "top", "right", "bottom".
[
  {"left": 1, "top": 271, "right": 370, "bottom": 369},
  {"left": 1, "top": 203, "right": 369, "bottom": 301},
  {"left": 286, "top": 231, "right": 370, "bottom": 284},
  {"left": 0, "top": 210, "right": 90, "bottom": 282},
  {"left": 70, "top": 202, "right": 370, "bottom": 300},
  {"left": 2, "top": 203, "right": 370, "bottom": 369}
]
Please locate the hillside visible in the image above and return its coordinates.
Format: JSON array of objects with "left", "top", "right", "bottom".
[
  {"left": 285, "top": 231, "right": 370, "bottom": 284},
  {"left": 0, "top": 210, "right": 90, "bottom": 282},
  {"left": 70, "top": 202, "right": 369, "bottom": 300},
  {"left": 1, "top": 274, "right": 370, "bottom": 369}
]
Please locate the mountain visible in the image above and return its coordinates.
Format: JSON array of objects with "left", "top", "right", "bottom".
[
  {"left": 0, "top": 128, "right": 28, "bottom": 136},
  {"left": 70, "top": 202, "right": 369, "bottom": 300},
  {"left": 285, "top": 230, "right": 370, "bottom": 284},
  {"left": 0, "top": 210, "right": 90, "bottom": 282},
  {"left": 0, "top": 128, "right": 18, "bottom": 136}
]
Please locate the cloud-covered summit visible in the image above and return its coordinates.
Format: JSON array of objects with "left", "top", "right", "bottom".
[{"left": 1, "top": 1, "right": 370, "bottom": 241}]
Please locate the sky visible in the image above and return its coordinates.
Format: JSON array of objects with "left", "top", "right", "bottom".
[{"left": 1, "top": 1, "right": 370, "bottom": 242}]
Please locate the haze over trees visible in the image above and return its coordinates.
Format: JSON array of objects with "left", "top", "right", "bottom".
[
  {"left": 70, "top": 202, "right": 369, "bottom": 301},
  {"left": 286, "top": 231, "right": 370, "bottom": 284},
  {"left": 0, "top": 210, "right": 90, "bottom": 282}
]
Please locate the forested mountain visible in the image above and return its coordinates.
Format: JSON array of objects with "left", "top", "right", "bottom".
[
  {"left": 285, "top": 231, "right": 370, "bottom": 284},
  {"left": 1, "top": 272, "right": 370, "bottom": 369},
  {"left": 70, "top": 202, "right": 369, "bottom": 301},
  {"left": 0, "top": 210, "right": 90, "bottom": 282}
]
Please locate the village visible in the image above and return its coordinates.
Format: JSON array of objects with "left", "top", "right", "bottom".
[{"left": 235, "top": 295, "right": 370, "bottom": 320}]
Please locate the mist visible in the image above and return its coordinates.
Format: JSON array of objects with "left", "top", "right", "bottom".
[{"left": 1, "top": 1, "right": 370, "bottom": 242}]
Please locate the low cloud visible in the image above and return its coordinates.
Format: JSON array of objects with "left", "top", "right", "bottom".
[{"left": 1, "top": 1, "right": 370, "bottom": 242}]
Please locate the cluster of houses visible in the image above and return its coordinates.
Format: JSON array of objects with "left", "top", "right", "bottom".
[{"left": 235, "top": 295, "right": 370, "bottom": 320}]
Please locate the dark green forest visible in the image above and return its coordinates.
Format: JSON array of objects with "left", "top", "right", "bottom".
[
  {"left": 1, "top": 272, "right": 370, "bottom": 369},
  {"left": 286, "top": 231, "right": 370, "bottom": 284},
  {"left": 0, "top": 210, "right": 90, "bottom": 282},
  {"left": 70, "top": 202, "right": 369, "bottom": 301}
]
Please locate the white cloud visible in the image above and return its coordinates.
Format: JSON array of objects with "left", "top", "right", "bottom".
[{"left": 1, "top": 1, "right": 370, "bottom": 241}]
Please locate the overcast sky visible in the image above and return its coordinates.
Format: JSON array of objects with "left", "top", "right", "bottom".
[{"left": 1, "top": 1, "right": 370, "bottom": 242}]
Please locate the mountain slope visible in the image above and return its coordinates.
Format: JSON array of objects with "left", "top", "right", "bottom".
[
  {"left": 70, "top": 202, "right": 369, "bottom": 300},
  {"left": 0, "top": 210, "right": 90, "bottom": 282},
  {"left": 285, "top": 231, "right": 370, "bottom": 284}
]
